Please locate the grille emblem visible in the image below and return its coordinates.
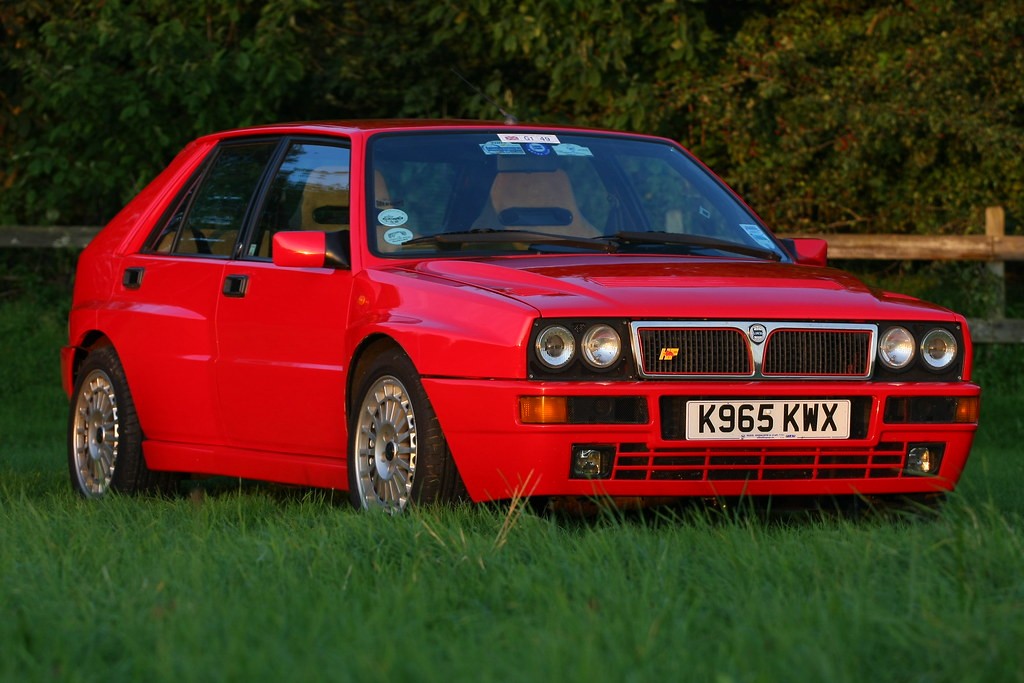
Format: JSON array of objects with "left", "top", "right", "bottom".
[
  {"left": 659, "top": 348, "right": 680, "bottom": 361},
  {"left": 748, "top": 324, "right": 768, "bottom": 344}
]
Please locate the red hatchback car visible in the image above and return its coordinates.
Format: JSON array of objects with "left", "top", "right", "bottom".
[{"left": 63, "top": 120, "right": 980, "bottom": 512}]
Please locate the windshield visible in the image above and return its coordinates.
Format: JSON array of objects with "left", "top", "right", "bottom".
[{"left": 367, "top": 131, "right": 785, "bottom": 260}]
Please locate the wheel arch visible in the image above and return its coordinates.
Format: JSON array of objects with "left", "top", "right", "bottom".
[
  {"left": 345, "top": 333, "right": 468, "bottom": 510},
  {"left": 346, "top": 333, "right": 407, "bottom": 415},
  {"left": 67, "top": 331, "right": 114, "bottom": 388}
]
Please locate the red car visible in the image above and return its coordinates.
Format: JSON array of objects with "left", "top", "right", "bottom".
[{"left": 63, "top": 120, "right": 980, "bottom": 512}]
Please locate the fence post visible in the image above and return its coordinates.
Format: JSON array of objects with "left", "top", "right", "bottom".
[{"left": 985, "top": 206, "right": 1006, "bottom": 319}]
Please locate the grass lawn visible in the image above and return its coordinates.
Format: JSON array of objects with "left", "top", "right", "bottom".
[{"left": 1, "top": 293, "right": 1022, "bottom": 683}]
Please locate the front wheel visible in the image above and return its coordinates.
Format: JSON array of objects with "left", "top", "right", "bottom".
[{"left": 348, "top": 347, "right": 465, "bottom": 513}]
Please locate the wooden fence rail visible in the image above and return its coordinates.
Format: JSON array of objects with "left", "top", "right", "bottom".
[
  {"left": 3, "top": 225, "right": 1023, "bottom": 260},
  {"left": 0, "top": 225, "right": 98, "bottom": 249},
  {"left": 2, "top": 209, "right": 1021, "bottom": 342}
]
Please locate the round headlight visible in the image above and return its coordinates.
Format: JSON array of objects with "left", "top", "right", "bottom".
[
  {"left": 878, "top": 326, "right": 915, "bottom": 370},
  {"left": 920, "top": 328, "right": 957, "bottom": 370},
  {"left": 581, "top": 324, "right": 622, "bottom": 368},
  {"left": 535, "top": 325, "right": 576, "bottom": 369}
]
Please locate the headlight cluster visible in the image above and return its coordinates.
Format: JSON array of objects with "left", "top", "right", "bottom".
[
  {"left": 534, "top": 322, "right": 623, "bottom": 371},
  {"left": 878, "top": 325, "right": 959, "bottom": 372}
]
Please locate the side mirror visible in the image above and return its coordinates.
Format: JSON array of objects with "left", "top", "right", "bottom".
[
  {"left": 780, "top": 237, "right": 828, "bottom": 268},
  {"left": 272, "top": 230, "right": 350, "bottom": 269}
]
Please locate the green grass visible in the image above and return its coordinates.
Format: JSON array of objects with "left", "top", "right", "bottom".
[{"left": 2, "top": 293, "right": 1023, "bottom": 683}]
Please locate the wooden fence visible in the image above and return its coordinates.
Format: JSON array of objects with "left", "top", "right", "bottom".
[{"left": 2, "top": 207, "right": 1021, "bottom": 342}]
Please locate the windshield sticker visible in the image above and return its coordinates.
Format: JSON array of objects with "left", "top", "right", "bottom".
[
  {"left": 377, "top": 209, "right": 409, "bottom": 227},
  {"left": 739, "top": 223, "right": 776, "bottom": 250},
  {"left": 480, "top": 141, "right": 525, "bottom": 156},
  {"left": 497, "top": 133, "right": 561, "bottom": 144},
  {"left": 553, "top": 143, "right": 593, "bottom": 157},
  {"left": 699, "top": 206, "right": 712, "bottom": 219},
  {"left": 375, "top": 198, "right": 404, "bottom": 209},
  {"left": 382, "top": 227, "right": 414, "bottom": 245},
  {"left": 525, "top": 143, "right": 551, "bottom": 156}
]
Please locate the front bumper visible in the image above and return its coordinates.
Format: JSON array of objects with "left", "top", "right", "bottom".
[{"left": 422, "top": 378, "right": 980, "bottom": 502}]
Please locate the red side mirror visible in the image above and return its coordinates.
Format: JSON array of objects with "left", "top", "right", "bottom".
[
  {"left": 782, "top": 237, "right": 828, "bottom": 267},
  {"left": 272, "top": 231, "right": 350, "bottom": 269},
  {"left": 273, "top": 231, "right": 326, "bottom": 268}
]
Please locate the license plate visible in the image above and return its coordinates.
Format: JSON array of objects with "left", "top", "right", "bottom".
[{"left": 685, "top": 400, "right": 851, "bottom": 440}]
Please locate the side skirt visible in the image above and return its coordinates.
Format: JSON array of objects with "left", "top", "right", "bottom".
[{"left": 144, "top": 440, "right": 348, "bottom": 490}]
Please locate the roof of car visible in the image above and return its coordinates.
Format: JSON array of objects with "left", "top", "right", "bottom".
[{"left": 203, "top": 119, "right": 663, "bottom": 143}]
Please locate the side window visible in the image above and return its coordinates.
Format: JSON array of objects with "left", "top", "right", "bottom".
[
  {"left": 149, "top": 173, "right": 202, "bottom": 253},
  {"left": 149, "top": 141, "right": 277, "bottom": 257},
  {"left": 248, "top": 143, "right": 351, "bottom": 259}
]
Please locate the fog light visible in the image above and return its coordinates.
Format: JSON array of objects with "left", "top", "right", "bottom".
[
  {"left": 571, "top": 446, "right": 613, "bottom": 479},
  {"left": 906, "top": 444, "right": 944, "bottom": 476}
]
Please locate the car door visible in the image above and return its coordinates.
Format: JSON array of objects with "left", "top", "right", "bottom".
[
  {"left": 122, "top": 138, "right": 280, "bottom": 446},
  {"left": 214, "top": 140, "right": 354, "bottom": 459}
]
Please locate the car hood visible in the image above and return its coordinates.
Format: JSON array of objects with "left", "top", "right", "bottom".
[{"left": 408, "top": 255, "right": 958, "bottom": 321}]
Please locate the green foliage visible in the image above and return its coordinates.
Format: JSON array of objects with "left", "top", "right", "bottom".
[
  {"left": 2, "top": 487, "right": 1023, "bottom": 682},
  {"left": 0, "top": 289, "right": 69, "bottom": 467},
  {"left": 834, "top": 258, "right": 1004, "bottom": 318},
  {"left": 1, "top": 0, "right": 330, "bottom": 224},
  {"left": 1, "top": 0, "right": 1021, "bottom": 248},
  {"left": 0, "top": 0, "right": 716, "bottom": 225},
  {"left": 973, "top": 344, "right": 1024, "bottom": 394},
  {"left": 424, "top": 0, "right": 716, "bottom": 132},
  {"left": 0, "top": 248, "right": 76, "bottom": 308},
  {"left": 683, "top": 0, "right": 1024, "bottom": 234}
]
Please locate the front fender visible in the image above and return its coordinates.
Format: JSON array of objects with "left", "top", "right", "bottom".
[{"left": 349, "top": 268, "right": 538, "bottom": 380}]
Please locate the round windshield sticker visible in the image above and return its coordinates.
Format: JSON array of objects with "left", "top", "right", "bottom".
[
  {"left": 525, "top": 143, "right": 551, "bottom": 156},
  {"left": 383, "top": 227, "right": 414, "bottom": 245},
  {"left": 377, "top": 209, "right": 408, "bottom": 227}
]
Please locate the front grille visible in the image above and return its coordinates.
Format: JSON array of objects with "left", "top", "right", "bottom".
[
  {"left": 632, "top": 321, "right": 876, "bottom": 379},
  {"left": 612, "top": 441, "right": 906, "bottom": 481},
  {"left": 637, "top": 328, "right": 751, "bottom": 375},
  {"left": 763, "top": 329, "right": 872, "bottom": 376}
]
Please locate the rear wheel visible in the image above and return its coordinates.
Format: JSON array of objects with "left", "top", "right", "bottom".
[
  {"left": 349, "top": 346, "right": 465, "bottom": 513},
  {"left": 67, "top": 346, "right": 179, "bottom": 498}
]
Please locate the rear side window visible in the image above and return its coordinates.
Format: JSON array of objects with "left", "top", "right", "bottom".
[{"left": 149, "top": 141, "right": 277, "bottom": 257}]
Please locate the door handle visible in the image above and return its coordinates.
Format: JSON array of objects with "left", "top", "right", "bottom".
[
  {"left": 222, "top": 274, "right": 249, "bottom": 298},
  {"left": 122, "top": 267, "right": 145, "bottom": 289}
]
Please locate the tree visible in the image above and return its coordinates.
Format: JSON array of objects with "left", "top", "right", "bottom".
[
  {"left": 2, "top": 0, "right": 1021, "bottom": 237},
  {"left": 681, "top": 0, "right": 1024, "bottom": 234}
]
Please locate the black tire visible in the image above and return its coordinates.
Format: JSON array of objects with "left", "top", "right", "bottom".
[
  {"left": 67, "top": 346, "right": 180, "bottom": 498},
  {"left": 348, "top": 345, "right": 466, "bottom": 512}
]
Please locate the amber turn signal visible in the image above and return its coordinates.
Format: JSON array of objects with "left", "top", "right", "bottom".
[
  {"left": 955, "top": 397, "right": 980, "bottom": 424},
  {"left": 519, "top": 396, "right": 568, "bottom": 424}
]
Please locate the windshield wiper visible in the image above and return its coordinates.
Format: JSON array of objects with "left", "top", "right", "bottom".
[
  {"left": 608, "top": 231, "right": 782, "bottom": 261},
  {"left": 398, "top": 229, "right": 781, "bottom": 260},
  {"left": 401, "top": 229, "right": 614, "bottom": 252}
]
